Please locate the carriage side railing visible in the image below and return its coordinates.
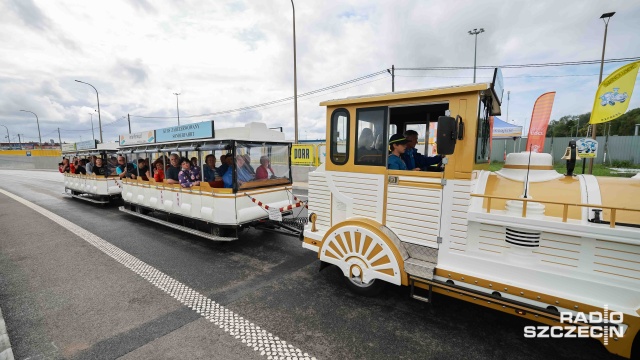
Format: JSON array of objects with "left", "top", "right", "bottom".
[{"left": 470, "top": 193, "right": 640, "bottom": 228}]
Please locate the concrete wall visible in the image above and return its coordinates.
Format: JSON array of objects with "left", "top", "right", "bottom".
[
  {"left": 0, "top": 150, "right": 61, "bottom": 170},
  {"left": 291, "top": 165, "right": 316, "bottom": 183},
  {"left": 0, "top": 156, "right": 60, "bottom": 170}
]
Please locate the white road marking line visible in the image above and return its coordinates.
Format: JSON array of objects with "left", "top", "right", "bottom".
[{"left": 0, "top": 189, "right": 316, "bottom": 360}]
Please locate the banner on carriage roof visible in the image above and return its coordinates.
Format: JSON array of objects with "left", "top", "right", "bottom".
[
  {"left": 155, "top": 121, "right": 215, "bottom": 143},
  {"left": 589, "top": 60, "right": 640, "bottom": 124},
  {"left": 525, "top": 91, "right": 556, "bottom": 153},
  {"left": 75, "top": 139, "right": 98, "bottom": 150},
  {"left": 119, "top": 130, "right": 155, "bottom": 146},
  {"left": 61, "top": 143, "right": 76, "bottom": 152}
]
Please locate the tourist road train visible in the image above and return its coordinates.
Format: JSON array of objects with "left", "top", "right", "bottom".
[{"left": 60, "top": 72, "right": 640, "bottom": 358}]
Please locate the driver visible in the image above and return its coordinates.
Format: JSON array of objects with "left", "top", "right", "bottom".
[{"left": 402, "top": 130, "right": 442, "bottom": 170}]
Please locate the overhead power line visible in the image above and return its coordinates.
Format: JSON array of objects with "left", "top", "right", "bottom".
[
  {"left": 395, "top": 73, "right": 611, "bottom": 79},
  {"left": 395, "top": 56, "right": 640, "bottom": 71},
  {"left": 130, "top": 56, "right": 638, "bottom": 120},
  {"left": 130, "top": 70, "right": 389, "bottom": 119}
]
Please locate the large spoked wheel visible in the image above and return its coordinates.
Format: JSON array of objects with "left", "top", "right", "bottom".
[{"left": 342, "top": 269, "right": 386, "bottom": 297}]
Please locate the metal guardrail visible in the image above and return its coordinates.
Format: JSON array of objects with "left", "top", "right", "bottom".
[{"left": 470, "top": 193, "right": 640, "bottom": 228}]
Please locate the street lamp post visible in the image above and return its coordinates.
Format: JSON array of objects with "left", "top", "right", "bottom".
[
  {"left": 89, "top": 112, "right": 95, "bottom": 141},
  {"left": 468, "top": 28, "right": 485, "bottom": 83},
  {"left": 19, "top": 110, "right": 42, "bottom": 149},
  {"left": 0, "top": 125, "right": 9, "bottom": 148},
  {"left": 291, "top": 0, "right": 299, "bottom": 144},
  {"left": 589, "top": 12, "right": 615, "bottom": 174},
  {"left": 506, "top": 90, "right": 511, "bottom": 123},
  {"left": 173, "top": 93, "right": 181, "bottom": 126},
  {"left": 75, "top": 80, "right": 103, "bottom": 143}
]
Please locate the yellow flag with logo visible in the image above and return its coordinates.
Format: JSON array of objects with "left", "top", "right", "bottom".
[{"left": 590, "top": 60, "right": 640, "bottom": 124}]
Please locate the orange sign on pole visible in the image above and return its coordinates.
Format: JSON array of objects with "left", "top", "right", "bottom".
[{"left": 526, "top": 92, "right": 556, "bottom": 153}]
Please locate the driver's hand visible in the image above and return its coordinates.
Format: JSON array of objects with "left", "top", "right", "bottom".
[{"left": 413, "top": 168, "right": 421, "bottom": 171}]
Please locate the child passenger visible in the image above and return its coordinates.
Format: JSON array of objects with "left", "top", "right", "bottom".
[{"left": 153, "top": 162, "right": 165, "bottom": 182}]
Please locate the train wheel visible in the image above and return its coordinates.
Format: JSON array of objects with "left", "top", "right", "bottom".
[
  {"left": 342, "top": 270, "right": 386, "bottom": 296},
  {"left": 319, "top": 221, "right": 404, "bottom": 296}
]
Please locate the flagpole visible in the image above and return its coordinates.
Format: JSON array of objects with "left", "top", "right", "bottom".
[{"left": 589, "top": 12, "right": 615, "bottom": 174}]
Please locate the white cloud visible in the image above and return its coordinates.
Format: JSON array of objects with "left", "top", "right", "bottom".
[{"left": 0, "top": 0, "right": 638, "bottom": 144}]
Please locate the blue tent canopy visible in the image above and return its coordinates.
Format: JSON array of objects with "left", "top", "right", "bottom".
[{"left": 492, "top": 116, "right": 523, "bottom": 139}]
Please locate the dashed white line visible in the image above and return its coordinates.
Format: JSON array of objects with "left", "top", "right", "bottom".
[{"left": 0, "top": 189, "right": 316, "bottom": 360}]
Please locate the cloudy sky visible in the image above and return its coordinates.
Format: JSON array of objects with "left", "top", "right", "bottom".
[{"left": 1, "top": 0, "right": 639, "bottom": 144}]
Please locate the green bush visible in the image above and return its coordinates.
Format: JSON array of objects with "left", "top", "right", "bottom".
[{"left": 611, "top": 160, "right": 634, "bottom": 168}]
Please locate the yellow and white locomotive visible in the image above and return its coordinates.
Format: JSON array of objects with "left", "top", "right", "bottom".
[{"left": 301, "top": 77, "right": 640, "bottom": 358}]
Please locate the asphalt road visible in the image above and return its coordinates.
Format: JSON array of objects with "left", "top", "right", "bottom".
[{"left": 0, "top": 170, "right": 620, "bottom": 360}]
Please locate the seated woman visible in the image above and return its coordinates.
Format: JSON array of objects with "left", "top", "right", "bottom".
[
  {"left": 202, "top": 154, "right": 222, "bottom": 182},
  {"left": 255, "top": 156, "right": 276, "bottom": 180},
  {"left": 178, "top": 158, "right": 201, "bottom": 188}
]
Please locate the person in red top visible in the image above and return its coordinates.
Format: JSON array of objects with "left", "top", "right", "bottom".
[
  {"left": 70, "top": 157, "right": 78, "bottom": 174},
  {"left": 255, "top": 156, "right": 276, "bottom": 180},
  {"left": 153, "top": 161, "right": 165, "bottom": 182},
  {"left": 59, "top": 158, "right": 70, "bottom": 173}
]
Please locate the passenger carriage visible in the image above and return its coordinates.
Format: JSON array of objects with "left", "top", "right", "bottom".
[
  {"left": 118, "top": 122, "right": 305, "bottom": 241},
  {"left": 301, "top": 74, "right": 640, "bottom": 358},
  {"left": 62, "top": 141, "right": 122, "bottom": 204}
]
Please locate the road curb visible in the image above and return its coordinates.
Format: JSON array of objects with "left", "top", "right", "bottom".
[{"left": 0, "top": 306, "right": 15, "bottom": 360}]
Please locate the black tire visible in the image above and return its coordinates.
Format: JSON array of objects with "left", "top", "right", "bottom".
[
  {"left": 341, "top": 273, "right": 386, "bottom": 297},
  {"left": 136, "top": 206, "right": 150, "bottom": 215},
  {"left": 631, "top": 332, "right": 640, "bottom": 360}
]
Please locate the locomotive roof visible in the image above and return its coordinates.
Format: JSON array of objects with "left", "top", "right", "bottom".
[{"left": 320, "top": 83, "right": 490, "bottom": 106}]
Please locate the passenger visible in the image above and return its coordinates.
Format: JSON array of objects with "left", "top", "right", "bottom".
[
  {"left": 178, "top": 158, "right": 201, "bottom": 188},
  {"left": 59, "top": 158, "right": 71, "bottom": 173},
  {"left": 191, "top": 157, "right": 198, "bottom": 167},
  {"left": 202, "top": 154, "right": 221, "bottom": 182},
  {"left": 242, "top": 154, "right": 255, "bottom": 175},
  {"left": 256, "top": 156, "right": 276, "bottom": 180},
  {"left": 93, "top": 158, "right": 109, "bottom": 176},
  {"left": 221, "top": 166, "right": 233, "bottom": 188},
  {"left": 137, "top": 158, "right": 150, "bottom": 181},
  {"left": 165, "top": 153, "right": 181, "bottom": 184},
  {"left": 70, "top": 157, "right": 78, "bottom": 174},
  {"left": 86, "top": 156, "right": 97, "bottom": 174},
  {"left": 235, "top": 155, "right": 254, "bottom": 185},
  {"left": 357, "top": 128, "right": 378, "bottom": 164},
  {"left": 116, "top": 155, "right": 137, "bottom": 179},
  {"left": 74, "top": 159, "right": 87, "bottom": 175},
  {"left": 153, "top": 161, "right": 165, "bottom": 182},
  {"left": 402, "top": 130, "right": 443, "bottom": 170},
  {"left": 387, "top": 134, "right": 411, "bottom": 170},
  {"left": 217, "top": 154, "right": 229, "bottom": 177},
  {"left": 358, "top": 128, "right": 375, "bottom": 150}
]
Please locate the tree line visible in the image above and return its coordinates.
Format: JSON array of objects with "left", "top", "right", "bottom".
[{"left": 546, "top": 107, "right": 640, "bottom": 137}]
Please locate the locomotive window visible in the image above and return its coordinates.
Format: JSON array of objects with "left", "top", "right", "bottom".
[
  {"left": 475, "top": 96, "right": 492, "bottom": 164},
  {"left": 330, "top": 108, "right": 350, "bottom": 165},
  {"left": 355, "top": 107, "right": 387, "bottom": 166}
]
